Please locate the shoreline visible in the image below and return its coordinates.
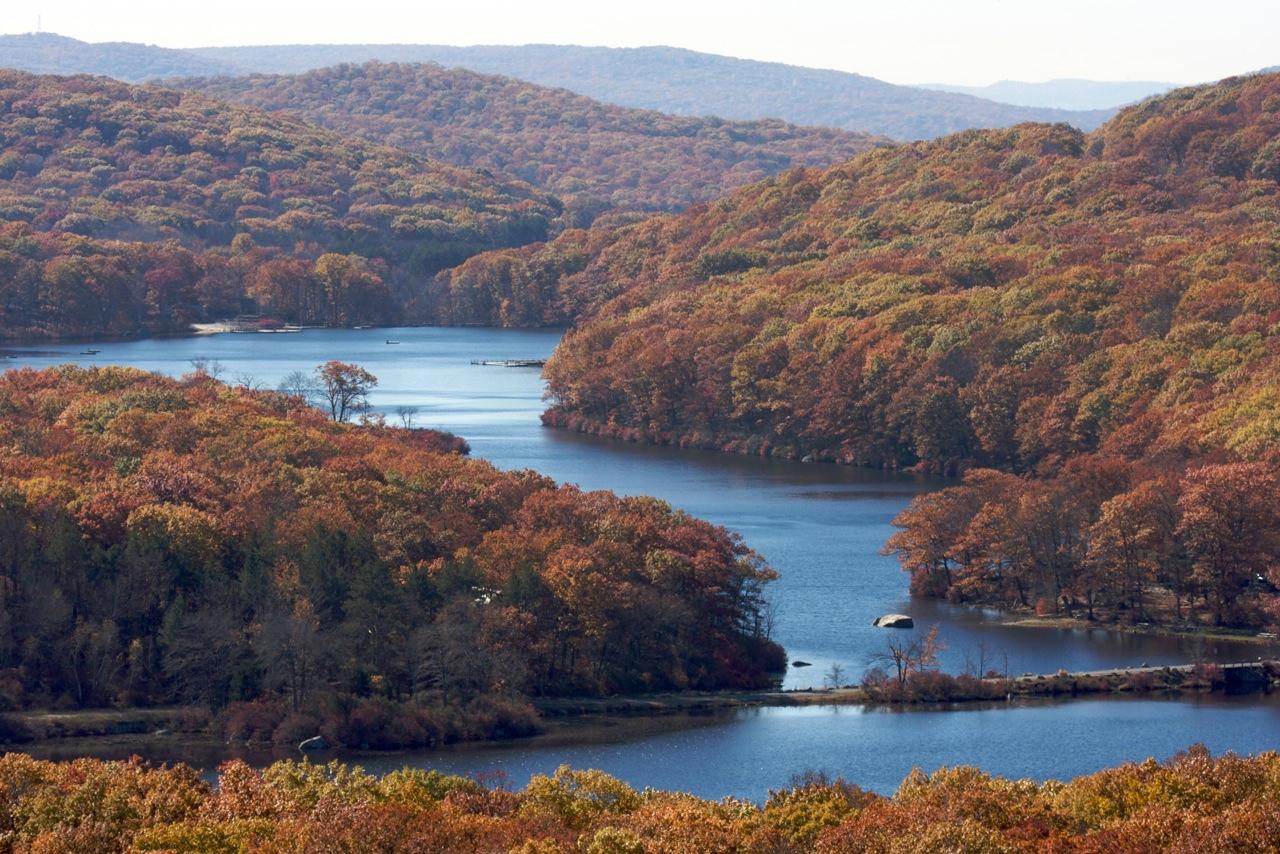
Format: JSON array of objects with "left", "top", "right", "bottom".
[
  {"left": 537, "top": 659, "right": 1277, "bottom": 718},
  {"left": 999, "top": 614, "right": 1278, "bottom": 644},
  {"left": 6, "top": 660, "right": 1274, "bottom": 757}
]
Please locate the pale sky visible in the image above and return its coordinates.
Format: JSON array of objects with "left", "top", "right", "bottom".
[{"left": 3, "top": 0, "right": 1277, "bottom": 86}]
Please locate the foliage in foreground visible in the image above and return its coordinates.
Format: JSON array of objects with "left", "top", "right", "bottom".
[
  {"left": 0, "top": 747, "right": 1277, "bottom": 852},
  {"left": 0, "top": 367, "right": 781, "bottom": 747}
]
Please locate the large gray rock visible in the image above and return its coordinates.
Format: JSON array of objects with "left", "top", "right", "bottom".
[
  {"left": 873, "top": 614, "right": 914, "bottom": 628},
  {"left": 298, "top": 735, "right": 329, "bottom": 751}
]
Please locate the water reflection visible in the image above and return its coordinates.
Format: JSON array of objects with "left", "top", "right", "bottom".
[{"left": 19, "top": 694, "right": 1280, "bottom": 800}]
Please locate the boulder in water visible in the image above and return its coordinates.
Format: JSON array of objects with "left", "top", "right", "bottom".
[{"left": 873, "top": 614, "right": 914, "bottom": 628}]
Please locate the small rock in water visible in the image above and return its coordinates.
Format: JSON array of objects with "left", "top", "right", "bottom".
[
  {"left": 791, "top": 660, "right": 813, "bottom": 668},
  {"left": 873, "top": 614, "right": 914, "bottom": 628}
]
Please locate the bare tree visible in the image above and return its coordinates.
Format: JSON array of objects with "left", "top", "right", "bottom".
[
  {"left": 256, "top": 600, "right": 328, "bottom": 713},
  {"left": 873, "top": 624, "right": 944, "bottom": 688},
  {"left": 963, "top": 640, "right": 996, "bottom": 678},
  {"left": 395, "top": 405, "right": 419, "bottom": 429},
  {"left": 234, "top": 372, "right": 264, "bottom": 391},
  {"left": 187, "top": 358, "right": 226, "bottom": 380},
  {"left": 824, "top": 661, "right": 847, "bottom": 689},
  {"left": 278, "top": 369, "right": 320, "bottom": 402}
]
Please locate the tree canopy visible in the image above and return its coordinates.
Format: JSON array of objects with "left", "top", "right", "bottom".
[
  {"left": 178, "top": 61, "right": 886, "bottom": 223},
  {"left": 444, "top": 72, "right": 1280, "bottom": 627},
  {"left": 0, "top": 70, "right": 558, "bottom": 338},
  {"left": 0, "top": 366, "right": 781, "bottom": 746}
]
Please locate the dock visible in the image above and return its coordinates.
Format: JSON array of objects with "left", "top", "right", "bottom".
[{"left": 470, "top": 359, "right": 547, "bottom": 368}]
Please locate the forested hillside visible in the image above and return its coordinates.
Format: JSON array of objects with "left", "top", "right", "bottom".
[
  {"left": 452, "top": 73, "right": 1280, "bottom": 627},
  {"left": 177, "top": 62, "right": 885, "bottom": 221},
  {"left": 0, "top": 366, "right": 781, "bottom": 746},
  {"left": 0, "top": 70, "right": 557, "bottom": 338}
]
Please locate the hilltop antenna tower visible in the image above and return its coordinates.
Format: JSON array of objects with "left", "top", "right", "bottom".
[{"left": 35, "top": 15, "right": 42, "bottom": 34}]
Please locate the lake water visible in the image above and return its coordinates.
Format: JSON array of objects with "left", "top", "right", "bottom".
[
  {"left": 24, "top": 694, "right": 1280, "bottom": 799},
  {"left": 7, "top": 326, "right": 1280, "bottom": 797}
]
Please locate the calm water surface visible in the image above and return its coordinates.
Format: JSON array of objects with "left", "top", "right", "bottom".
[
  {"left": 24, "top": 696, "right": 1280, "bottom": 799},
  {"left": 7, "top": 327, "right": 1280, "bottom": 795}
]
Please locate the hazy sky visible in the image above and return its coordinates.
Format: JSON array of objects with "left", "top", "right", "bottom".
[{"left": 3, "top": 0, "right": 1277, "bottom": 86}]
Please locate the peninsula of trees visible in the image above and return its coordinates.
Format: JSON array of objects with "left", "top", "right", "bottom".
[{"left": 0, "top": 366, "right": 782, "bottom": 747}]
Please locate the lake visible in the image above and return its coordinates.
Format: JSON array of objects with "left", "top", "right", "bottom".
[{"left": 6, "top": 326, "right": 1280, "bottom": 797}]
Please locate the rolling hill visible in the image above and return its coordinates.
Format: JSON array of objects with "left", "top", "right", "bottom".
[
  {"left": 0, "top": 34, "right": 1114, "bottom": 140},
  {"left": 442, "top": 72, "right": 1280, "bottom": 626},
  {"left": 175, "top": 61, "right": 887, "bottom": 220},
  {"left": 189, "top": 43, "right": 1116, "bottom": 140},
  {"left": 0, "top": 70, "right": 558, "bottom": 338}
]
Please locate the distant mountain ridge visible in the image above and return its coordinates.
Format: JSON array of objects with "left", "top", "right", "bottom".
[
  {"left": 189, "top": 43, "right": 1116, "bottom": 140},
  {"left": 0, "top": 33, "right": 1114, "bottom": 140},
  {"left": 176, "top": 62, "right": 887, "bottom": 219},
  {"left": 0, "top": 31, "right": 236, "bottom": 79},
  {"left": 919, "top": 78, "right": 1178, "bottom": 110}
]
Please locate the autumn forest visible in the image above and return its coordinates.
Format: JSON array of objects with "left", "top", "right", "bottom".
[{"left": 0, "top": 18, "right": 1279, "bottom": 851}]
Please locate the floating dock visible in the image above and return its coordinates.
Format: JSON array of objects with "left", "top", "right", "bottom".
[{"left": 470, "top": 359, "right": 547, "bottom": 368}]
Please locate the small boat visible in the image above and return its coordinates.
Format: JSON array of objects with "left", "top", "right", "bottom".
[
  {"left": 80, "top": 349, "right": 100, "bottom": 355},
  {"left": 385, "top": 339, "right": 401, "bottom": 345},
  {"left": 353, "top": 325, "right": 372, "bottom": 330}
]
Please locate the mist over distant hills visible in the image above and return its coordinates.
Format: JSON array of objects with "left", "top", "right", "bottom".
[
  {"left": 920, "top": 78, "right": 1178, "bottom": 110},
  {"left": 0, "top": 31, "right": 237, "bottom": 79},
  {"left": 0, "top": 33, "right": 1113, "bottom": 139},
  {"left": 190, "top": 43, "right": 1115, "bottom": 139}
]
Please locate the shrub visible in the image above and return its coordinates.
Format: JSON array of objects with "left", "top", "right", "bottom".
[
  {"left": 0, "top": 713, "right": 33, "bottom": 743},
  {"left": 221, "top": 700, "right": 287, "bottom": 743},
  {"left": 691, "top": 248, "right": 766, "bottom": 280}
]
